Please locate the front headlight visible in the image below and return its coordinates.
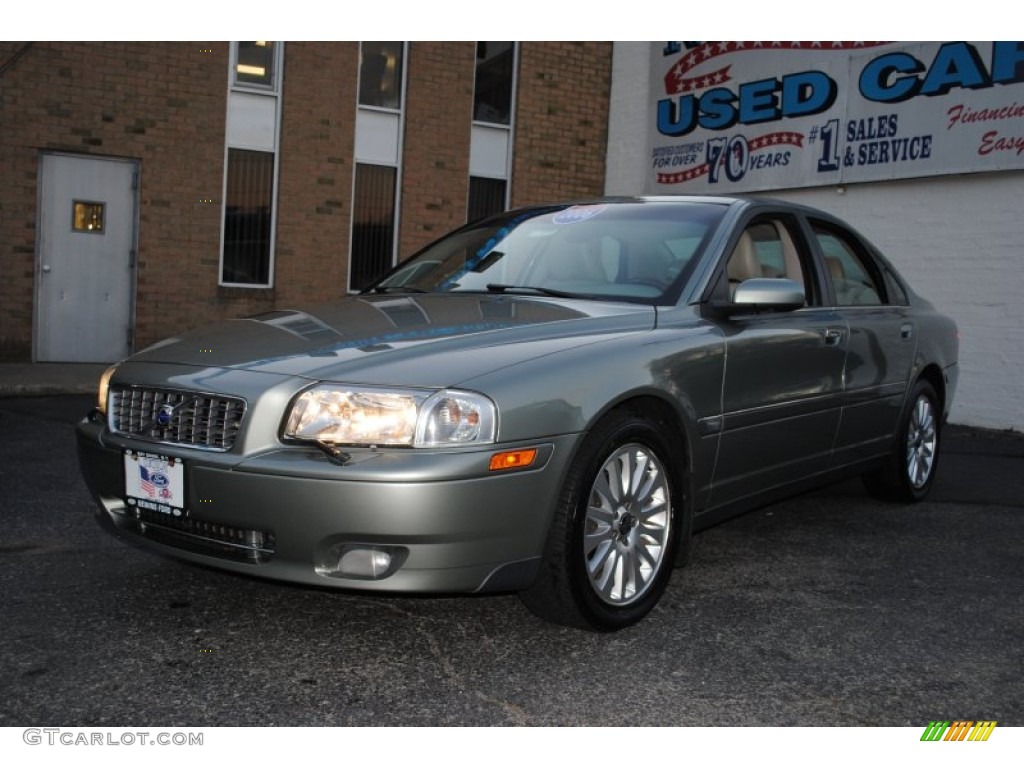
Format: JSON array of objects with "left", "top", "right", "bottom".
[
  {"left": 97, "top": 364, "right": 118, "bottom": 414},
  {"left": 283, "top": 386, "right": 496, "bottom": 447}
]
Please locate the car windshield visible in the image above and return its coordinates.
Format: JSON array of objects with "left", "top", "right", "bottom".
[{"left": 367, "top": 201, "right": 727, "bottom": 304}]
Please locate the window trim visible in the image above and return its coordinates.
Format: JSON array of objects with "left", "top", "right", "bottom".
[
  {"left": 219, "top": 148, "right": 278, "bottom": 288},
  {"left": 357, "top": 41, "right": 406, "bottom": 113},
  {"left": 349, "top": 162, "right": 399, "bottom": 293},
  {"left": 710, "top": 212, "right": 822, "bottom": 307},
  {"left": 219, "top": 42, "right": 284, "bottom": 289},
  {"left": 467, "top": 175, "right": 509, "bottom": 224},
  {"left": 471, "top": 41, "right": 518, "bottom": 128},
  {"left": 348, "top": 42, "right": 408, "bottom": 293},
  {"left": 807, "top": 218, "right": 890, "bottom": 307},
  {"left": 469, "top": 42, "right": 518, "bottom": 217},
  {"left": 230, "top": 41, "right": 283, "bottom": 94}
]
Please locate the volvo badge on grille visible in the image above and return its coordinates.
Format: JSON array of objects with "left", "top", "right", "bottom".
[
  {"left": 156, "top": 403, "right": 177, "bottom": 426},
  {"left": 135, "top": 396, "right": 197, "bottom": 435}
]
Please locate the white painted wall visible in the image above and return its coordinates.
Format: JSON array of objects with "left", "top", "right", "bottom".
[
  {"left": 762, "top": 174, "right": 1024, "bottom": 430},
  {"left": 605, "top": 41, "right": 1024, "bottom": 430},
  {"left": 606, "top": 42, "right": 654, "bottom": 196}
]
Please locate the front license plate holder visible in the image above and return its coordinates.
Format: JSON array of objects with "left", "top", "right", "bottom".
[{"left": 124, "top": 449, "right": 185, "bottom": 517}]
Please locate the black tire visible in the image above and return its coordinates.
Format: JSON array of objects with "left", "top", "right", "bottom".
[
  {"left": 519, "top": 408, "right": 689, "bottom": 631},
  {"left": 863, "top": 378, "right": 942, "bottom": 503}
]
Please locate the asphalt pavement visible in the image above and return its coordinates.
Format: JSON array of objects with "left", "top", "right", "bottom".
[{"left": 0, "top": 377, "right": 1021, "bottom": 727}]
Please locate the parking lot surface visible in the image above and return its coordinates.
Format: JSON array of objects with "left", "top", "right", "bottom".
[{"left": 0, "top": 396, "right": 1021, "bottom": 726}]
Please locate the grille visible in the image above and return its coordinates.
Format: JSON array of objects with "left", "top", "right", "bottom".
[
  {"left": 109, "top": 386, "right": 245, "bottom": 451},
  {"left": 128, "top": 507, "right": 275, "bottom": 563}
]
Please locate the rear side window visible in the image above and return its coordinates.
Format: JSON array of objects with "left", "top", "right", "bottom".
[
  {"left": 882, "top": 263, "right": 909, "bottom": 306},
  {"left": 810, "top": 221, "right": 886, "bottom": 306}
]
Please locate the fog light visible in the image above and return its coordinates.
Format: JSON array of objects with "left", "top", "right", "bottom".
[
  {"left": 338, "top": 547, "right": 392, "bottom": 578},
  {"left": 315, "top": 542, "right": 407, "bottom": 580}
]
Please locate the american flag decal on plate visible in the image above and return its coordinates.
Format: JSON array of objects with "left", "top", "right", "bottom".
[{"left": 124, "top": 450, "right": 185, "bottom": 513}]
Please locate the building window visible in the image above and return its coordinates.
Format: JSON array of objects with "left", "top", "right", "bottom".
[
  {"left": 234, "top": 41, "right": 278, "bottom": 89},
  {"left": 474, "top": 42, "right": 515, "bottom": 124},
  {"left": 222, "top": 149, "right": 274, "bottom": 286},
  {"left": 72, "top": 201, "right": 105, "bottom": 233},
  {"left": 469, "top": 43, "right": 516, "bottom": 222},
  {"left": 222, "top": 43, "right": 282, "bottom": 287},
  {"left": 351, "top": 42, "right": 407, "bottom": 293},
  {"left": 359, "top": 41, "right": 404, "bottom": 110},
  {"left": 468, "top": 177, "right": 507, "bottom": 223},
  {"left": 350, "top": 163, "right": 397, "bottom": 291}
]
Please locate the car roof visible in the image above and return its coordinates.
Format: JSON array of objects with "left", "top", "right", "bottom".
[{"left": 507, "top": 194, "right": 838, "bottom": 218}]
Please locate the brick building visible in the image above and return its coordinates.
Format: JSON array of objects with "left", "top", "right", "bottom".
[{"left": 0, "top": 41, "right": 611, "bottom": 362}]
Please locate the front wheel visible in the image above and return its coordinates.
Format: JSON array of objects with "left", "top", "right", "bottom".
[
  {"left": 520, "top": 410, "right": 688, "bottom": 630},
  {"left": 863, "top": 379, "right": 942, "bottom": 503}
]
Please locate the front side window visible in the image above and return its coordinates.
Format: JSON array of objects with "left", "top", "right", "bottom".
[
  {"left": 723, "top": 218, "right": 813, "bottom": 304},
  {"left": 811, "top": 221, "right": 885, "bottom": 306},
  {"left": 222, "top": 149, "right": 274, "bottom": 285},
  {"left": 359, "top": 41, "right": 404, "bottom": 110}
]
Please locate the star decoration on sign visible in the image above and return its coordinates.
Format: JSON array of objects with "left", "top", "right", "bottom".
[{"left": 665, "top": 42, "right": 889, "bottom": 96}]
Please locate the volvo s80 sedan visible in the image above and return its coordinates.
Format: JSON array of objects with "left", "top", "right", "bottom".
[{"left": 77, "top": 196, "right": 959, "bottom": 630}]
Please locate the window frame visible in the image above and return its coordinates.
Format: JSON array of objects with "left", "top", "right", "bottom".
[
  {"left": 472, "top": 41, "right": 517, "bottom": 127},
  {"left": 468, "top": 42, "right": 518, "bottom": 221},
  {"left": 230, "top": 41, "right": 283, "bottom": 94},
  {"left": 357, "top": 41, "right": 406, "bottom": 113},
  {"left": 348, "top": 42, "right": 408, "bottom": 293},
  {"left": 467, "top": 176, "right": 508, "bottom": 224},
  {"left": 711, "top": 212, "right": 823, "bottom": 308},
  {"left": 807, "top": 218, "right": 890, "bottom": 308},
  {"left": 220, "top": 42, "right": 284, "bottom": 288},
  {"left": 349, "top": 162, "right": 399, "bottom": 292},
  {"left": 220, "top": 148, "right": 277, "bottom": 287}
]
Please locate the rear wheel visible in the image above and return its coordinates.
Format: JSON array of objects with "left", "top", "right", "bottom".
[
  {"left": 520, "top": 409, "right": 687, "bottom": 630},
  {"left": 863, "top": 379, "right": 942, "bottom": 503}
]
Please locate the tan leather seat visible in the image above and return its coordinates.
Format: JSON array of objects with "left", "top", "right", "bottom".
[{"left": 727, "top": 232, "right": 762, "bottom": 298}]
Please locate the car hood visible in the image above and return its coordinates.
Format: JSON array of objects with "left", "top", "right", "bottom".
[{"left": 129, "top": 293, "right": 656, "bottom": 388}]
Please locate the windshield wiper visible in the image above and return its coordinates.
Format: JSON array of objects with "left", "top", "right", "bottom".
[{"left": 485, "top": 283, "right": 582, "bottom": 299}]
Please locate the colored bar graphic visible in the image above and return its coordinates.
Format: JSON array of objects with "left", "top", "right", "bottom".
[
  {"left": 944, "top": 721, "right": 972, "bottom": 741},
  {"left": 920, "top": 720, "right": 996, "bottom": 742},
  {"left": 968, "top": 721, "right": 997, "bottom": 741}
]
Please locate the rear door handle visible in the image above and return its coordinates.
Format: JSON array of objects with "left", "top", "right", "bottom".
[
  {"left": 823, "top": 328, "right": 843, "bottom": 346},
  {"left": 901, "top": 323, "right": 914, "bottom": 340}
]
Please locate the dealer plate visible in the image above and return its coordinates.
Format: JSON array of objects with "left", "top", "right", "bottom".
[{"left": 124, "top": 449, "right": 185, "bottom": 516}]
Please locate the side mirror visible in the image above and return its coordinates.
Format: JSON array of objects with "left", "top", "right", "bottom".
[{"left": 710, "top": 278, "right": 805, "bottom": 316}]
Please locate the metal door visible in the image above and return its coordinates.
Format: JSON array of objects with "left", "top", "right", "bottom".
[
  {"left": 36, "top": 154, "right": 137, "bottom": 361},
  {"left": 709, "top": 308, "right": 848, "bottom": 506}
]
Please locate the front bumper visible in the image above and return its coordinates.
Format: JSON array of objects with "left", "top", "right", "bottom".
[{"left": 77, "top": 412, "right": 578, "bottom": 593}]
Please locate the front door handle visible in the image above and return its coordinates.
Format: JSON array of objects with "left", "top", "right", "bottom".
[{"left": 823, "top": 328, "right": 843, "bottom": 346}]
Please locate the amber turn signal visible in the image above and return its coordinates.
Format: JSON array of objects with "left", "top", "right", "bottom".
[{"left": 488, "top": 448, "right": 538, "bottom": 472}]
